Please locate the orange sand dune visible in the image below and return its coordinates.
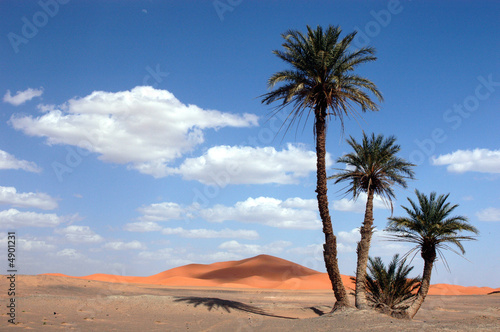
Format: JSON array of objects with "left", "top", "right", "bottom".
[
  {"left": 427, "top": 283, "right": 499, "bottom": 295},
  {"left": 43, "top": 254, "right": 499, "bottom": 295}
]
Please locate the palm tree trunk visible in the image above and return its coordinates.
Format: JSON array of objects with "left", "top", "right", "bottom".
[
  {"left": 315, "top": 115, "right": 350, "bottom": 311},
  {"left": 355, "top": 186, "right": 375, "bottom": 309},
  {"left": 394, "top": 249, "right": 435, "bottom": 319}
]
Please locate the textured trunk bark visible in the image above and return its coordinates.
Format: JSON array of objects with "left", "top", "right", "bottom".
[
  {"left": 315, "top": 115, "right": 350, "bottom": 311},
  {"left": 354, "top": 186, "right": 375, "bottom": 310},
  {"left": 395, "top": 248, "right": 435, "bottom": 319}
]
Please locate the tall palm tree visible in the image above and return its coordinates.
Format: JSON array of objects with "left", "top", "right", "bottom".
[
  {"left": 261, "top": 25, "right": 383, "bottom": 310},
  {"left": 363, "top": 254, "right": 421, "bottom": 311},
  {"left": 387, "top": 190, "right": 479, "bottom": 319},
  {"left": 329, "top": 133, "right": 415, "bottom": 309}
]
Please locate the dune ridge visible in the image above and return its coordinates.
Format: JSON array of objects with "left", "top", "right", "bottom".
[{"left": 43, "top": 254, "right": 499, "bottom": 295}]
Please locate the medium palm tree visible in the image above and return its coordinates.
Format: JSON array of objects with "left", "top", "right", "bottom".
[
  {"left": 261, "top": 25, "right": 383, "bottom": 311},
  {"left": 363, "top": 254, "right": 421, "bottom": 311},
  {"left": 387, "top": 190, "right": 479, "bottom": 319},
  {"left": 329, "top": 133, "right": 415, "bottom": 309}
]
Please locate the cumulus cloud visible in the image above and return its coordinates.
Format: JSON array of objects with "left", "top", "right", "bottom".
[
  {"left": 125, "top": 211, "right": 259, "bottom": 239},
  {"left": 287, "top": 243, "right": 323, "bottom": 255},
  {"left": 132, "top": 196, "right": 321, "bottom": 230},
  {"left": 201, "top": 196, "right": 321, "bottom": 229},
  {"left": 3, "top": 87, "right": 43, "bottom": 106},
  {"left": 0, "top": 186, "right": 58, "bottom": 210},
  {"left": 136, "top": 249, "right": 243, "bottom": 267},
  {"left": 338, "top": 228, "right": 360, "bottom": 244},
  {"left": 476, "top": 207, "right": 500, "bottom": 222},
  {"left": 0, "top": 209, "right": 64, "bottom": 228},
  {"left": 0, "top": 149, "right": 41, "bottom": 173},
  {"left": 123, "top": 221, "right": 163, "bottom": 232},
  {"left": 218, "top": 240, "right": 292, "bottom": 256},
  {"left": 291, "top": 228, "right": 409, "bottom": 257},
  {"left": 0, "top": 233, "right": 56, "bottom": 251},
  {"left": 55, "top": 225, "right": 104, "bottom": 243},
  {"left": 174, "top": 144, "right": 327, "bottom": 186},
  {"left": 137, "top": 202, "right": 185, "bottom": 222},
  {"left": 314, "top": 227, "right": 410, "bottom": 257},
  {"left": 136, "top": 248, "right": 191, "bottom": 266},
  {"left": 20, "top": 239, "right": 56, "bottom": 251},
  {"left": 161, "top": 227, "right": 259, "bottom": 239},
  {"left": 369, "top": 229, "right": 411, "bottom": 257},
  {"left": 432, "top": 149, "right": 500, "bottom": 174},
  {"left": 103, "top": 240, "right": 146, "bottom": 250},
  {"left": 56, "top": 248, "right": 85, "bottom": 260},
  {"left": 332, "top": 193, "right": 389, "bottom": 213},
  {"left": 10, "top": 86, "right": 258, "bottom": 177}
]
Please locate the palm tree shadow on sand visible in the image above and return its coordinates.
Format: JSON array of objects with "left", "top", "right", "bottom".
[
  {"left": 174, "top": 296, "right": 297, "bottom": 319},
  {"left": 307, "top": 306, "right": 327, "bottom": 316}
]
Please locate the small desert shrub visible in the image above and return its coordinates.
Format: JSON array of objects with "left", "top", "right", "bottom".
[{"left": 354, "top": 254, "right": 421, "bottom": 310}]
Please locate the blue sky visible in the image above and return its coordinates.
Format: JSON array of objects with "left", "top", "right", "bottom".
[{"left": 1, "top": 0, "right": 499, "bottom": 288}]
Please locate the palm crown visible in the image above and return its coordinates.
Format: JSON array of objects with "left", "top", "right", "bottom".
[
  {"left": 330, "top": 133, "right": 415, "bottom": 210},
  {"left": 261, "top": 25, "right": 383, "bottom": 132},
  {"left": 387, "top": 190, "right": 479, "bottom": 263}
]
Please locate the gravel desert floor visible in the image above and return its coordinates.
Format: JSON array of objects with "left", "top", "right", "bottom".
[{"left": 1, "top": 275, "right": 499, "bottom": 331}]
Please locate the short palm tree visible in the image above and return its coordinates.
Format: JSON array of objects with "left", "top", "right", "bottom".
[
  {"left": 261, "top": 25, "right": 383, "bottom": 310},
  {"left": 363, "top": 254, "right": 421, "bottom": 310},
  {"left": 387, "top": 190, "right": 479, "bottom": 319},
  {"left": 329, "top": 133, "right": 415, "bottom": 309}
]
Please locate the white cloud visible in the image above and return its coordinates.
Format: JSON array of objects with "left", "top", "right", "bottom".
[
  {"left": 369, "top": 229, "right": 410, "bottom": 257},
  {"left": 0, "top": 149, "right": 41, "bottom": 173},
  {"left": 56, "top": 248, "right": 85, "bottom": 260},
  {"left": 0, "top": 209, "right": 63, "bottom": 228},
  {"left": 0, "top": 186, "right": 58, "bottom": 210},
  {"left": 0, "top": 233, "right": 56, "bottom": 251},
  {"left": 338, "top": 228, "right": 360, "bottom": 244},
  {"left": 432, "top": 149, "right": 500, "bottom": 174},
  {"left": 20, "top": 239, "right": 56, "bottom": 251},
  {"left": 218, "top": 240, "right": 292, "bottom": 256},
  {"left": 174, "top": 144, "right": 327, "bottom": 186},
  {"left": 55, "top": 225, "right": 104, "bottom": 243},
  {"left": 137, "top": 248, "right": 176, "bottom": 261},
  {"left": 10, "top": 86, "right": 258, "bottom": 177},
  {"left": 134, "top": 196, "right": 321, "bottom": 230},
  {"left": 161, "top": 227, "right": 259, "bottom": 239},
  {"left": 288, "top": 243, "right": 323, "bottom": 255},
  {"left": 476, "top": 207, "right": 500, "bottom": 222},
  {"left": 123, "top": 221, "right": 163, "bottom": 232},
  {"left": 194, "top": 251, "right": 243, "bottom": 262},
  {"left": 3, "top": 87, "right": 43, "bottom": 106},
  {"left": 201, "top": 196, "right": 321, "bottom": 229},
  {"left": 128, "top": 201, "right": 260, "bottom": 238},
  {"left": 103, "top": 240, "right": 146, "bottom": 250},
  {"left": 332, "top": 193, "right": 388, "bottom": 213},
  {"left": 138, "top": 202, "right": 184, "bottom": 221},
  {"left": 336, "top": 228, "right": 410, "bottom": 257},
  {"left": 137, "top": 249, "right": 244, "bottom": 267}
]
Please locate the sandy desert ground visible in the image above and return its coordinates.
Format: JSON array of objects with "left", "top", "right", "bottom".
[{"left": 2, "top": 255, "right": 499, "bottom": 331}]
